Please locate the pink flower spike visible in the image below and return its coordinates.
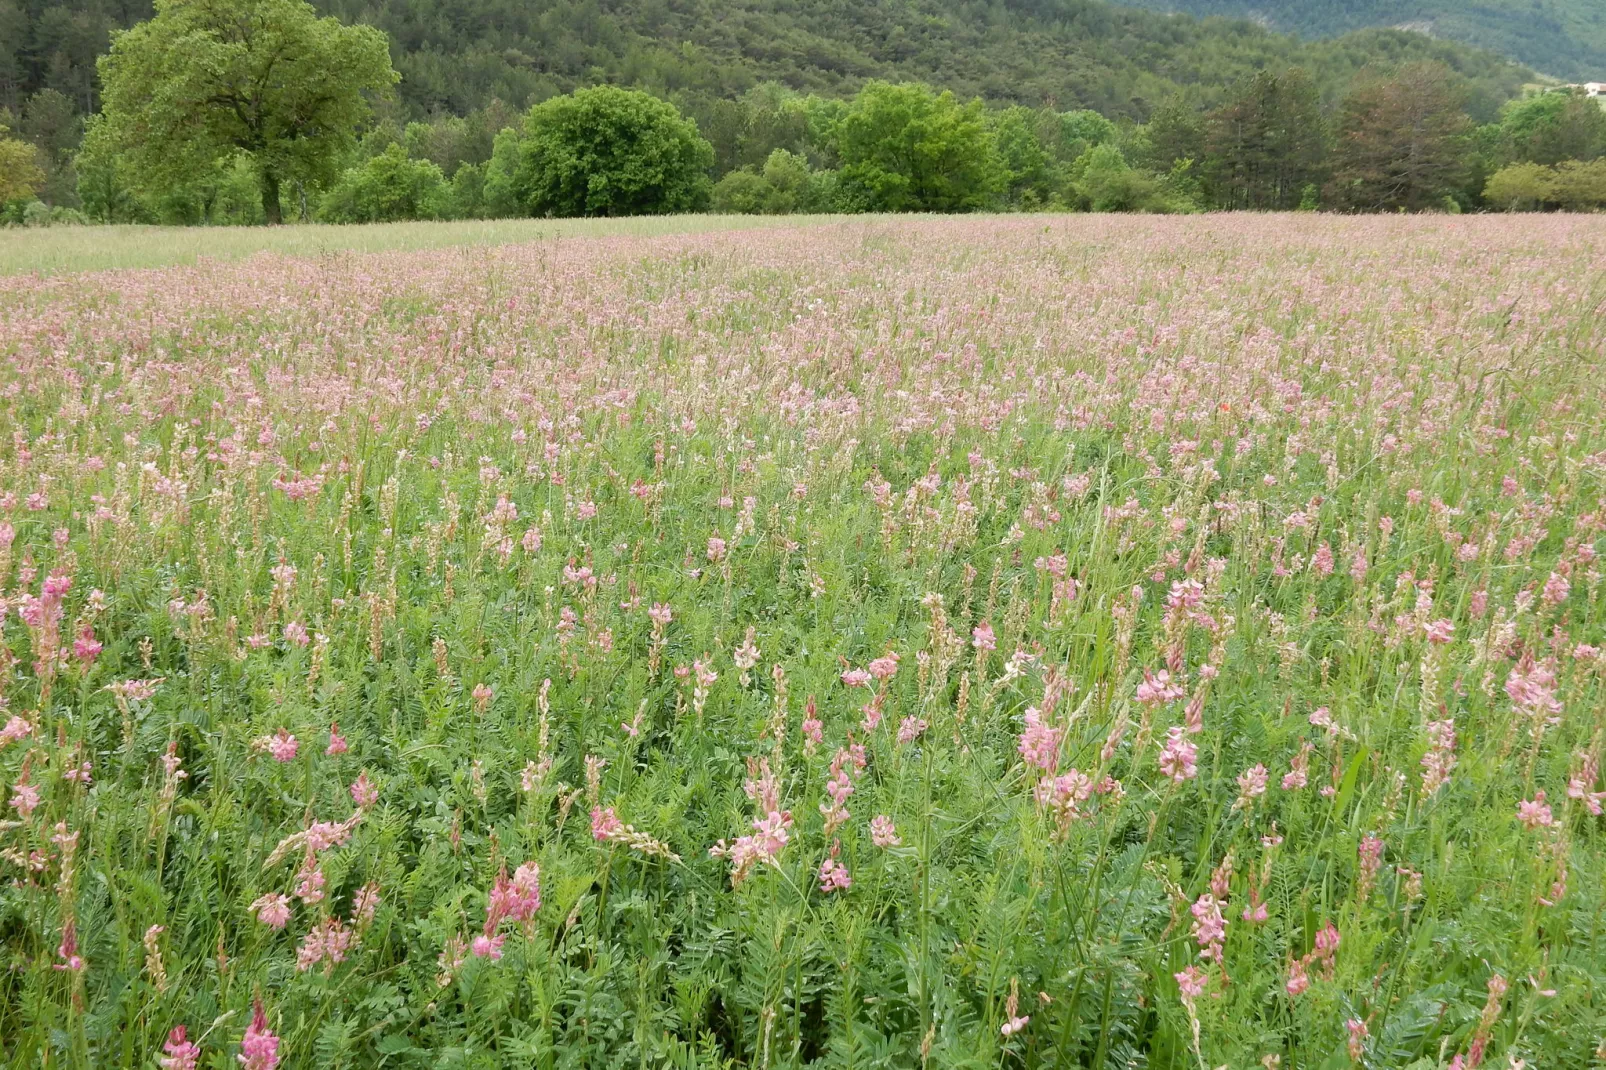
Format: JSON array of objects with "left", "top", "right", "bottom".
[
  {"left": 818, "top": 857, "right": 852, "bottom": 893},
  {"left": 1174, "top": 965, "right": 1208, "bottom": 999},
  {"left": 1517, "top": 792, "right": 1554, "bottom": 830},
  {"left": 266, "top": 730, "right": 298, "bottom": 762},
  {"left": 870, "top": 815, "right": 901, "bottom": 848},
  {"left": 160, "top": 1025, "right": 200, "bottom": 1070},
  {"left": 1158, "top": 726, "right": 1198, "bottom": 782},
  {"left": 840, "top": 668, "right": 871, "bottom": 688},
  {"left": 350, "top": 771, "right": 378, "bottom": 809},
  {"left": 1000, "top": 1013, "right": 1030, "bottom": 1037},
  {"left": 591, "top": 806, "right": 624, "bottom": 842},
  {"left": 470, "top": 933, "right": 504, "bottom": 960},
  {"left": 239, "top": 999, "right": 280, "bottom": 1070},
  {"left": 249, "top": 893, "right": 292, "bottom": 930}
]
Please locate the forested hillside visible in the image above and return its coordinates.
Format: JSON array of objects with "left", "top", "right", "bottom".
[
  {"left": 1, "top": 0, "right": 1529, "bottom": 125},
  {"left": 1117, "top": 0, "right": 1606, "bottom": 82}
]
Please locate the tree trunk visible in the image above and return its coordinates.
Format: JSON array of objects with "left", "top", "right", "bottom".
[{"left": 260, "top": 169, "right": 283, "bottom": 226}]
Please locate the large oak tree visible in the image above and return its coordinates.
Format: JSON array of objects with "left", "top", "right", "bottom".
[{"left": 96, "top": 0, "right": 395, "bottom": 223}]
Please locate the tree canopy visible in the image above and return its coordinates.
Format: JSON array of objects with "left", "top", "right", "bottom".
[
  {"left": 828, "top": 81, "right": 1003, "bottom": 213},
  {"left": 6, "top": 0, "right": 1531, "bottom": 129},
  {"left": 507, "top": 86, "right": 715, "bottom": 218},
  {"left": 1489, "top": 91, "right": 1606, "bottom": 167},
  {"left": 95, "top": 0, "right": 395, "bottom": 223},
  {"left": 1329, "top": 62, "right": 1474, "bottom": 212},
  {"left": 1206, "top": 69, "right": 1328, "bottom": 211},
  {"left": 1, "top": 0, "right": 1594, "bottom": 224}
]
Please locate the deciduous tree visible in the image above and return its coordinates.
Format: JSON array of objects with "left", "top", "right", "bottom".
[
  {"left": 509, "top": 86, "right": 714, "bottom": 217},
  {"left": 0, "top": 123, "right": 42, "bottom": 203},
  {"left": 1548, "top": 158, "right": 1606, "bottom": 211},
  {"left": 1491, "top": 90, "right": 1606, "bottom": 166},
  {"left": 1483, "top": 161, "right": 1554, "bottom": 210},
  {"left": 95, "top": 0, "right": 396, "bottom": 224},
  {"left": 830, "top": 81, "right": 1002, "bottom": 213}
]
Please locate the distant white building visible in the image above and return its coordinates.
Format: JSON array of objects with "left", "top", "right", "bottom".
[{"left": 1587, "top": 82, "right": 1605, "bottom": 98}]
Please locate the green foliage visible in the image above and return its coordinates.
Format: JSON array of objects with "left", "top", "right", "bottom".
[
  {"left": 830, "top": 81, "right": 1002, "bottom": 213},
  {"left": 1488, "top": 90, "right": 1606, "bottom": 167},
  {"left": 1329, "top": 62, "right": 1475, "bottom": 212},
  {"left": 674, "top": 85, "right": 816, "bottom": 177},
  {"left": 12, "top": 199, "right": 88, "bottom": 226},
  {"left": 1069, "top": 141, "right": 1192, "bottom": 212},
  {"left": 1117, "top": 0, "right": 1606, "bottom": 84},
  {"left": 7, "top": 0, "right": 1560, "bottom": 223},
  {"left": 319, "top": 144, "right": 448, "bottom": 223},
  {"left": 0, "top": 124, "right": 43, "bottom": 204},
  {"left": 991, "top": 107, "right": 1058, "bottom": 209},
  {"left": 508, "top": 86, "right": 714, "bottom": 218},
  {"left": 1483, "top": 161, "right": 1557, "bottom": 209},
  {"left": 401, "top": 101, "right": 520, "bottom": 177},
  {"left": 1054, "top": 109, "right": 1120, "bottom": 162},
  {"left": 1138, "top": 96, "right": 1208, "bottom": 173},
  {"left": 13, "top": 0, "right": 1537, "bottom": 135},
  {"left": 1486, "top": 157, "right": 1606, "bottom": 210},
  {"left": 95, "top": 0, "right": 397, "bottom": 223},
  {"left": 1549, "top": 157, "right": 1606, "bottom": 210},
  {"left": 76, "top": 115, "right": 268, "bottom": 225},
  {"left": 481, "top": 126, "right": 525, "bottom": 219},
  {"left": 12, "top": 0, "right": 1583, "bottom": 222},
  {"left": 710, "top": 168, "right": 771, "bottom": 214},
  {"left": 710, "top": 149, "right": 822, "bottom": 214},
  {"left": 310, "top": 0, "right": 1531, "bottom": 122},
  {"left": 441, "top": 162, "right": 488, "bottom": 220},
  {"left": 18, "top": 89, "right": 82, "bottom": 207},
  {"left": 72, "top": 113, "right": 147, "bottom": 224}
]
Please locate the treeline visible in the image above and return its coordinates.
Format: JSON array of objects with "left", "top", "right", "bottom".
[
  {"left": 1, "top": 0, "right": 1600, "bottom": 225},
  {"left": 15, "top": 74, "right": 1601, "bottom": 227}
]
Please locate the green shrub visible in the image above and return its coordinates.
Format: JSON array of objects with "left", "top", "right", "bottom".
[
  {"left": 1070, "top": 143, "right": 1193, "bottom": 213},
  {"left": 711, "top": 150, "right": 823, "bottom": 214},
  {"left": 1483, "top": 161, "right": 1555, "bottom": 210},
  {"left": 319, "top": 144, "right": 449, "bottom": 223},
  {"left": 1548, "top": 158, "right": 1606, "bottom": 210},
  {"left": 510, "top": 87, "right": 714, "bottom": 217}
]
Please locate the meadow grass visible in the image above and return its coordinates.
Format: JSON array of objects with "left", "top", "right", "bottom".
[
  {"left": 0, "top": 214, "right": 839, "bottom": 276},
  {"left": 0, "top": 213, "right": 1602, "bottom": 1068}
]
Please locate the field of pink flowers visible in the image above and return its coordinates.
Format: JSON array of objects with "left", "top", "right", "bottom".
[{"left": 0, "top": 214, "right": 1604, "bottom": 1069}]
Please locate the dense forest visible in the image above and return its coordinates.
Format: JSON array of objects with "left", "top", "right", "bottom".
[
  {"left": 3, "top": 0, "right": 1602, "bottom": 227},
  {"left": 1119, "top": 0, "right": 1606, "bottom": 83},
  {"left": 1, "top": 0, "right": 1532, "bottom": 125}
]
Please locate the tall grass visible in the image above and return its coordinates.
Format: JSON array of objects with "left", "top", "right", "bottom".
[
  {"left": 0, "top": 214, "right": 838, "bottom": 277},
  {"left": 0, "top": 213, "right": 1602, "bottom": 1068}
]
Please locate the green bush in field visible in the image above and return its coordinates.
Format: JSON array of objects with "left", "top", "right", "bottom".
[
  {"left": 320, "top": 145, "right": 450, "bottom": 224},
  {"left": 507, "top": 86, "right": 714, "bottom": 218}
]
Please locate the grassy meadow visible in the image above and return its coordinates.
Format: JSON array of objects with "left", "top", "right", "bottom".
[
  {"left": 0, "top": 215, "right": 834, "bottom": 277},
  {"left": 0, "top": 213, "right": 1603, "bottom": 1068}
]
